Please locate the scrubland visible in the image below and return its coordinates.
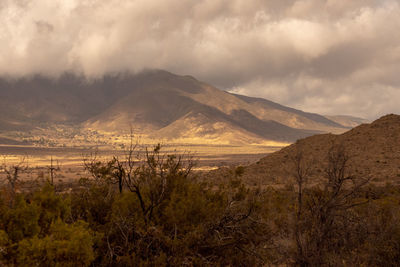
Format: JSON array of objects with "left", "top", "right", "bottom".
[{"left": 0, "top": 143, "right": 400, "bottom": 266}]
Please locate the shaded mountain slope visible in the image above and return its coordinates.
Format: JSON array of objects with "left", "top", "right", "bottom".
[
  {"left": 325, "top": 115, "right": 370, "bottom": 128},
  {"left": 231, "top": 93, "right": 345, "bottom": 132},
  {"left": 81, "top": 70, "right": 347, "bottom": 143}
]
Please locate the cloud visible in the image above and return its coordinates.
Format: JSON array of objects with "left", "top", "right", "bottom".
[{"left": 0, "top": 0, "right": 399, "bottom": 119}]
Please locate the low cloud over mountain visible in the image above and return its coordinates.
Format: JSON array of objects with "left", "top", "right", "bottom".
[{"left": 1, "top": 1, "right": 400, "bottom": 118}]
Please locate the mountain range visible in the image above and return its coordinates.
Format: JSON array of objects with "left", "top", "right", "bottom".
[{"left": 0, "top": 70, "right": 363, "bottom": 145}]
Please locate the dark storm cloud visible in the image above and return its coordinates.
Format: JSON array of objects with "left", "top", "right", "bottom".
[{"left": 1, "top": 0, "right": 399, "bottom": 118}]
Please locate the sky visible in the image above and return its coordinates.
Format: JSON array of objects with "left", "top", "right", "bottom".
[{"left": 1, "top": 0, "right": 400, "bottom": 119}]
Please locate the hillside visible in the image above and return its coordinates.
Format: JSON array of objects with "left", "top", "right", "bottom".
[
  {"left": 325, "top": 115, "right": 370, "bottom": 128},
  {"left": 226, "top": 114, "right": 400, "bottom": 186},
  {"left": 0, "top": 70, "right": 348, "bottom": 145}
]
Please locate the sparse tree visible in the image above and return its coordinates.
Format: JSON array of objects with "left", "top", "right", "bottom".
[
  {"left": 290, "top": 143, "right": 370, "bottom": 266},
  {"left": 289, "top": 146, "right": 314, "bottom": 266},
  {"left": 47, "top": 156, "right": 60, "bottom": 186},
  {"left": 1, "top": 157, "right": 28, "bottom": 206}
]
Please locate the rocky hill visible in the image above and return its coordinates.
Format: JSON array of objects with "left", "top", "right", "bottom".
[{"left": 213, "top": 114, "right": 400, "bottom": 186}]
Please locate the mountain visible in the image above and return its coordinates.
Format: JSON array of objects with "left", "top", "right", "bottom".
[
  {"left": 324, "top": 115, "right": 370, "bottom": 128},
  {"left": 224, "top": 114, "right": 400, "bottom": 185},
  {"left": 0, "top": 70, "right": 349, "bottom": 145}
]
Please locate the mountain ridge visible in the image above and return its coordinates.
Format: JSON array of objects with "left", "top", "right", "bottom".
[{"left": 0, "top": 70, "right": 353, "bottom": 145}]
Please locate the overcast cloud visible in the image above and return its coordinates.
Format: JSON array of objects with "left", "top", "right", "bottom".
[{"left": 1, "top": 0, "right": 400, "bottom": 119}]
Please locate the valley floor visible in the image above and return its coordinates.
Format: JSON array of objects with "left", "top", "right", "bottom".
[{"left": 0, "top": 143, "right": 282, "bottom": 182}]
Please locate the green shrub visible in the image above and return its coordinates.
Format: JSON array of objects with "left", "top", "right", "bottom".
[{"left": 17, "top": 220, "right": 95, "bottom": 267}]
